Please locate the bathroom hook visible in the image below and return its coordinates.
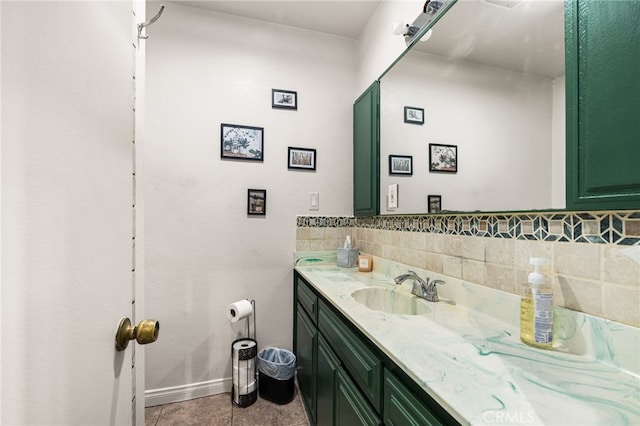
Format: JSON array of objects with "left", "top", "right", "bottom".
[{"left": 138, "top": 4, "right": 165, "bottom": 40}]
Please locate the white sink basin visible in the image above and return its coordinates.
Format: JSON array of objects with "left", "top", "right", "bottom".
[{"left": 351, "top": 288, "right": 431, "bottom": 315}]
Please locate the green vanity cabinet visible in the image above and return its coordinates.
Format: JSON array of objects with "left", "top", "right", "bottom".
[
  {"left": 565, "top": 0, "right": 640, "bottom": 210},
  {"left": 318, "top": 300, "right": 382, "bottom": 412},
  {"left": 335, "top": 367, "right": 382, "bottom": 426},
  {"left": 294, "top": 275, "right": 319, "bottom": 423},
  {"left": 296, "top": 306, "right": 317, "bottom": 422},
  {"left": 317, "top": 335, "right": 340, "bottom": 426},
  {"left": 293, "top": 272, "right": 458, "bottom": 426},
  {"left": 383, "top": 369, "right": 442, "bottom": 426},
  {"left": 353, "top": 81, "right": 380, "bottom": 216}
]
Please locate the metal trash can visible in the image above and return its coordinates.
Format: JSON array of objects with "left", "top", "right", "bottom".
[{"left": 257, "top": 347, "right": 296, "bottom": 404}]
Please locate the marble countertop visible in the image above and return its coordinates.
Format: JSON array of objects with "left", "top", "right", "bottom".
[{"left": 294, "top": 255, "right": 640, "bottom": 426}]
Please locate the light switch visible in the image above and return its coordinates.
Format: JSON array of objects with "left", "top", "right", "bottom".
[{"left": 309, "top": 192, "right": 319, "bottom": 210}]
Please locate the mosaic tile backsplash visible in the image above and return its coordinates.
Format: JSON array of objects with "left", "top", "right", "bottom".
[
  {"left": 296, "top": 211, "right": 640, "bottom": 245},
  {"left": 295, "top": 211, "right": 640, "bottom": 327}
]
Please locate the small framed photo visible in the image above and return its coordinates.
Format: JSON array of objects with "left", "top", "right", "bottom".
[
  {"left": 247, "top": 189, "right": 267, "bottom": 216},
  {"left": 428, "top": 195, "right": 442, "bottom": 213},
  {"left": 404, "top": 106, "right": 424, "bottom": 125},
  {"left": 221, "top": 123, "right": 264, "bottom": 161},
  {"left": 429, "top": 143, "right": 457, "bottom": 173},
  {"left": 272, "top": 89, "right": 297, "bottom": 110},
  {"left": 288, "top": 147, "right": 316, "bottom": 171},
  {"left": 389, "top": 155, "right": 413, "bottom": 175}
]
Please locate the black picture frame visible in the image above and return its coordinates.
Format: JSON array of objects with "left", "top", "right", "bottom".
[
  {"left": 428, "top": 195, "right": 442, "bottom": 213},
  {"left": 247, "top": 189, "right": 267, "bottom": 216},
  {"left": 389, "top": 155, "right": 413, "bottom": 175},
  {"left": 221, "top": 123, "right": 264, "bottom": 161},
  {"left": 429, "top": 143, "right": 457, "bottom": 173},
  {"left": 288, "top": 147, "right": 316, "bottom": 170},
  {"left": 272, "top": 89, "right": 297, "bottom": 110},
  {"left": 404, "top": 106, "right": 424, "bottom": 125}
]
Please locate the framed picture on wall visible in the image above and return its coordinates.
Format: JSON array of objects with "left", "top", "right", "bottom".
[
  {"left": 247, "top": 189, "right": 267, "bottom": 216},
  {"left": 428, "top": 195, "right": 442, "bottom": 213},
  {"left": 429, "top": 143, "right": 457, "bottom": 173},
  {"left": 404, "top": 106, "right": 424, "bottom": 125},
  {"left": 221, "top": 123, "right": 264, "bottom": 161},
  {"left": 389, "top": 155, "right": 413, "bottom": 175},
  {"left": 272, "top": 89, "right": 297, "bottom": 110},
  {"left": 288, "top": 147, "right": 316, "bottom": 170}
]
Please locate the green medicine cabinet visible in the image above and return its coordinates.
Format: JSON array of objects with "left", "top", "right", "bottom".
[
  {"left": 353, "top": 81, "right": 380, "bottom": 217},
  {"left": 353, "top": 0, "right": 640, "bottom": 215},
  {"left": 565, "top": 0, "right": 640, "bottom": 210}
]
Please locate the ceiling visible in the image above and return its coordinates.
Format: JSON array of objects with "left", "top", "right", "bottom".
[
  {"left": 167, "top": 1, "right": 382, "bottom": 39},
  {"left": 413, "top": 0, "right": 565, "bottom": 78},
  {"left": 161, "top": 0, "right": 565, "bottom": 78}
]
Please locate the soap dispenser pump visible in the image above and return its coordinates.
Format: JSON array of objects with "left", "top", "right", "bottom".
[{"left": 520, "top": 257, "right": 553, "bottom": 349}]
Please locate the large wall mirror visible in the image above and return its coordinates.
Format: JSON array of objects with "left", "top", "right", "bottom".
[{"left": 380, "top": 0, "right": 565, "bottom": 214}]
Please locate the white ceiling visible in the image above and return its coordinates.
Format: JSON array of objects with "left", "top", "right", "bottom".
[
  {"left": 167, "top": 1, "right": 382, "bottom": 39},
  {"left": 413, "top": 0, "right": 565, "bottom": 78},
  {"left": 161, "top": 0, "right": 565, "bottom": 77}
]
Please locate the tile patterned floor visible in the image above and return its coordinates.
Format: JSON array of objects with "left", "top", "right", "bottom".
[{"left": 145, "top": 390, "right": 310, "bottom": 426}]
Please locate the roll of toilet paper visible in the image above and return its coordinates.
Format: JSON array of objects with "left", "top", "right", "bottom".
[
  {"left": 232, "top": 339, "right": 257, "bottom": 403},
  {"left": 227, "top": 299, "right": 253, "bottom": 323}
]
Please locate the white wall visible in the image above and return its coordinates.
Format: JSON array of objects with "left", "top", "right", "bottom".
[
  {"left": 144, "top": 3, "right": 355, "bottom": 403},
  {"left": 380, "top": 51, "right": 554, "bottom": 213},
  {"left": 357, "top": 1, "right": 421, "bottom": 93}
]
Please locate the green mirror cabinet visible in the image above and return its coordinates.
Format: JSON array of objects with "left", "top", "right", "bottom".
[{"left": 353, "top": 0, "right": 639, "bottom": 216}]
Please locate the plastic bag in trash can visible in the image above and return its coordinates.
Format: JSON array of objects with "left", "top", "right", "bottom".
[{"left": 257, "top": 347, "right": 296, "bottom": 380}]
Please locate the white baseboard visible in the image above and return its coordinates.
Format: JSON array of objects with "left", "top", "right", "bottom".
[{"left": 145, "top": 377, "right": 233, "bottom": 407}]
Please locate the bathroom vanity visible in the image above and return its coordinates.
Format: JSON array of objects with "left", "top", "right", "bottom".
[{"left": 293, "top": 255, "right": 640, "bottom": 426}]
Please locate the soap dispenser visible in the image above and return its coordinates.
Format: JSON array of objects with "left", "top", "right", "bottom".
[{"left": 520, "top": 257, "right": 553, "bottom": 349}]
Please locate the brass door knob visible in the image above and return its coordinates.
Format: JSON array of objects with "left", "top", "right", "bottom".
[{"left": 115, "top": 317, "right": 160, "bottom": 351}]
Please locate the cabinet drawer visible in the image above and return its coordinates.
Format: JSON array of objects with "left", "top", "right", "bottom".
[
  {"left": 383, "top": 369, "right": 444, "bottom": 426},
  {"left": 318, "top": 300, "right": 382, "bottom": 412},
  {"left": 296, "top": 276, "right": 318, "bottom": 324}
]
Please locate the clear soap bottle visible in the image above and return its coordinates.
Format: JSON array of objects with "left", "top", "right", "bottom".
[{"left": 520, "top": 258, "right": 553, "bottom": 349}]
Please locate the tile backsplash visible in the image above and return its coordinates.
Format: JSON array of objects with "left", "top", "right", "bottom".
[{"left": 296, "top": 211, "right": 640, "bottom": 327}]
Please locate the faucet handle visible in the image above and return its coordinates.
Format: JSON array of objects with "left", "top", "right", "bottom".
[{"left": 424, "top": 279, "right": 445, "bottom": 302}]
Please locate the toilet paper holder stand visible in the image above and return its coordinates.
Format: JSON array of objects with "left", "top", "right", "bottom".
[{"left": 231, "top": 299, "right": 258, "bottom": 408}]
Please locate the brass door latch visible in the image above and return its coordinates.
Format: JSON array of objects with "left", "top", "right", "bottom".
[{"left": 115, "top": 317, "right": 159, "bottom": 351}]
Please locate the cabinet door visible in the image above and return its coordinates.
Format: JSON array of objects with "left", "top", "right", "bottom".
[
  {"left": 318, "top": 301, "right": 382, "bottom": 412},
  {"left": 353, "top": 81, "right": 380, "bottom": 216},
  {"left": 316, "top": 335, "right": 340, "bottom": 426},
  {"left": 296, "top": 306, "right": 317, "bottom": 423},
  {"left": 335, "top": 368, "right": 382, "bottom": 426},
  {"left": 383, "top": 370, "right": 444, "bottom": 426},
  {"left": 565, "top": 0, "right": 640, "bottom": 209}
]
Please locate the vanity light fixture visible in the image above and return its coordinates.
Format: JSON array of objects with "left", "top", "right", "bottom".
[
  {"left": 392, "top": 21, "right": 420, "bottom": 37},
  {"left": 420, "top": 29, "right": 433, "bottom": 42},
  {"left": 393, "top": 0, "right": 446, "bottom": 44},
  {"left": 392, "top": 23, "right": 433, "bottom": 42}
]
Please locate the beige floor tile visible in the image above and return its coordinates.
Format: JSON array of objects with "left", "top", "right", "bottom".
[
  {"left": 154, "top": 394, "right": 233, "bottom": 426},
  {"left": 145, "top": 386, "right": 309, "bottom": 426},
  {"left": 232, "top": 391, "right": 308, "bottom": 426},
  {"left": 145, "top": 405, "right": 163, "bottom": 426}
]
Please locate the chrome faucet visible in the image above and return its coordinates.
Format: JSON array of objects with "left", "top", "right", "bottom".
[{"left": 394, "top": 271, "right": 445, "bottom": 302}]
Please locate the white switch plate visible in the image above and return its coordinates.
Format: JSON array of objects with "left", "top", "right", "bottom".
[{"left": 309, "top": 192, "right": 319, "bottom": 210}]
